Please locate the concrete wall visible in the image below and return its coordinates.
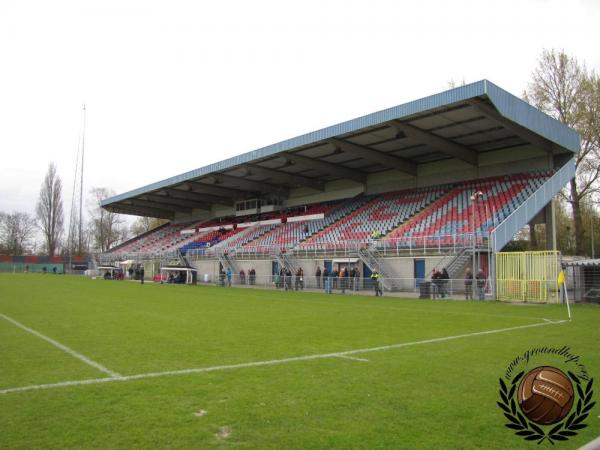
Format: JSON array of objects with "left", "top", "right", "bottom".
[{"left": 188, "top": 255, "right": 447, "bottom": 282}]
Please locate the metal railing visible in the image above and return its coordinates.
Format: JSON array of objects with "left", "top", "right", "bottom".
[
  {"left": 100, "top": 232, "right": 490, "bottom": 262},
  {"left": 491, "top": 160, "right": 575, "bottom": 252},
  {"left": 191, "top": 274, "right": 492, "bottom": 299},
  {"left": 181, "top": 232, "right": 489, "bottom": 261}
]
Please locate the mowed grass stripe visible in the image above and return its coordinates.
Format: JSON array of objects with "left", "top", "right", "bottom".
[
  {"left": 0, "top": 313, "right": 121, "bottom": 378},
  {"left": 0, "top": 320, "right": 107, "bottom": 389},
  {"left": 0, "top": 319, "right": 565, "bottom": 395},
  {"left": 0, "top": 275, "right": 557, "bottom": 375}
]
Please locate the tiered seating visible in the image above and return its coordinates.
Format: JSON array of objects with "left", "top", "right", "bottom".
[
  {"left": 299, "top": 186, "right": 447, "bottom": 248},
  {"left": 243, "top": 197, "right": 368, "bottom": 251},
  {"left": 106, "top": 170, "right": 553, "bottom": 256},
  {"left": 386, "top": 171, "right": 552, "bottom": 246},
  {"left": 110, "top": 222, "right": 190, "bottom": 254},
  {"left": 215, "top": 224, "right": 279, "bottom": 249},
  {"left": 180, "top": 202, "right": 341, "bottom": 253},
  {"left": 180, "top": 228, "right": 246, "bottom": 253}
]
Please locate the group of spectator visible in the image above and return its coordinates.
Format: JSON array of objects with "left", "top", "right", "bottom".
[
  {"left": 431, "top": 268, "right": 450, "bottom": 298},
  {"left": 219, "top": 268, "right": 232, "bottom": 287},
  {"left": 238, "top": 268, "right": 257, "bottom": 285},
  {"left": 464, "top": 268, "right": 486, "bottom": 300},
  {"left": 319, "top": 265, "right": 362, "bottom": 294},
  {"left": 430, "top": 267, "right": 487, "bottom": 300},
  {"left": 127, "top": 265, "right": 145, "bottom": 283},
  {"left": 274, "top": 267, "right": 305, "bottom": 291},
  {"left": 166, "top": 271, "right": 186, "bottom": 284}
]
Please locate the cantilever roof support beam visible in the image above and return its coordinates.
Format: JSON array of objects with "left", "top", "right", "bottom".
[
  {"left": 161, "top": 188, "right": 234, "bottom": 206},
  {"left": 467, "top": 98, "right": 555, "bottom": 153},
  {"left": 328, "top": 138, "right": 417, "bottom": 176},
  {"left": 282, "top": 152, "right": 366, "bottom": 184},
  {"left": 390, "top": 121, "right": 478, "bottom": 166},
  {"left": 243, "top": 164, "right": 324, "bottom": 191},
  {"left": 106, "top": 204, "right": 174, "bottom": 219},
  {"left": 126, "top": 198, "right": 194, "bottom": 213},
  {"left": 141, "top": 193, "right": 211, "bottom": 210},
  {"left": 182, "top": 182, "right": 247, "bottom": 200},
  {"left": 209, "top": 173, "right": 289, "bottom": 196}
]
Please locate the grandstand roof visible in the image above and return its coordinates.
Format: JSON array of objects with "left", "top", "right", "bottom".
[{"left": 101, "top": 80, "right": 580, "bottom": 219}]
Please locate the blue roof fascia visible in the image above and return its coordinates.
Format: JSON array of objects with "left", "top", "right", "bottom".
[
  {"left": 102, "top": 80, "right": 488, "bottom": 206},
  {"left": 484, "top": 80, "right": 580, "bottom": 153},
  {"left": 101, "top": 80, "right": 579, "bottom": 206}
]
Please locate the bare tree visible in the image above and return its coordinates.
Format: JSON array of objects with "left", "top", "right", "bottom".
[
  {"left": 36, "top": 163, "right": 64, "bottom": 256},
  {"left": 88, "top": 187, "right": 128, "bottom": 252},
  {"left": 130, "top": 216, "right": 169, "bottom": 236},
  {"left": 524, "top": 49, "right": 600, "bottom": 255},
  {"left": 0, "top": 211, "right": 36, "bottom": 255}
]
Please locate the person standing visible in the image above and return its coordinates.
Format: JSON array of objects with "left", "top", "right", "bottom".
[
  {"left": 285, "top": 268, "right": 292, "bottom": 291},
  {"left": 332, "top": 268, "right": 338, "bottom": 290},
  {"left": 226, "top": 268, "right": 232, "bottom": 287},
  {"left": 431, "top": 270, "right": 440, "bottom": 299},
  {"left": 323, "top": 267, "right": 332, "bottom": 294},
  {"left": 140, "top": 265, "right": 145, "bottom": 284},
  {"left": 371, "top": 270, "right": 382, "bottom": 296},
  {"left": 295, "top": 268, "right": 301, "bottom": 291},
  {"left": 440, "top": 268, "right": 450, "bottom": 298},
  {"left": 354, "top": 267, "right": 361, "bottom": 291},
  {"left": 464, "top": 268, "right": 473, "bottom": 300},
  {"left": 476, "top": 269, "right": 486, "bottom": 300},
  {"left": 340, "top": 267, "right": 347, "bottom": 294},
  {"left": 315, "top": 266, "right": 322, "bottom": 289}
]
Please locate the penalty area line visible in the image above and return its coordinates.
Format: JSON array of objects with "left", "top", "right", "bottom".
[
  {"left": 0, "top": 319, "right": 565, "bottom": 395},
  {"left": 0, "top": 313, "right": 122, "bottom": 379}
]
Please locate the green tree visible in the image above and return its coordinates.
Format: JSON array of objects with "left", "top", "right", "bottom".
[
  {"left": 88, "top": 187, "right": 129, "bottom": 253},
  {"left": 36, "top": 163, "right": 64, "bottom": 256},
  {"left": 0, "top": 211, "right": 36, "bottom": 255},
  {"left": 524, "top": 49, "right": 600, "bottom": 256}
]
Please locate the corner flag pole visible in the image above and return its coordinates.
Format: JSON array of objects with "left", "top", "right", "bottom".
[{"left": 558, "top": 270, "right": 571, "bottom": 320}]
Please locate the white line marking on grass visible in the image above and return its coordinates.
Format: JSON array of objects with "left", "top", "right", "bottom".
[
  {"left": 579, "top": 435, "right": 600, "bottom": 450},
  {"left": 0, "top": 319, "right": 566, "bottom": 395},
  {"left": 0, "top": 313, "right": 122, "bottom": 379},
  {"left": 335, "top": 355, "right": 369, "bottom": 362}
]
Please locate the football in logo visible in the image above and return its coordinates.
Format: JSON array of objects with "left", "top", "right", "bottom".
[
  {"left": 498, "top": 347, "right": 595, "bottom": 445},
  {"left": 518, "top": 366, "right": 574, "bottom": 425}
]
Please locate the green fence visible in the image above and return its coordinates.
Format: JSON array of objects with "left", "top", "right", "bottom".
[{"left": 0, "top": 263, "right": 65, "bottom": 274}]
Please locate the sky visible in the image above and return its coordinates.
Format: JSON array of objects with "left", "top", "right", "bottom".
[{"left": 1, "top": 0, "right": 599, "bottom": 221}]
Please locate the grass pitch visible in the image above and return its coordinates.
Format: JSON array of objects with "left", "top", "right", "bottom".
[{"left": 0, "top": 273, "right": 598, "bottom": 449}]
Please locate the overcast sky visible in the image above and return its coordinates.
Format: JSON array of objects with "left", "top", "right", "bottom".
[{"left": 1, "top": 0, "right": 599, "bottom": 220}]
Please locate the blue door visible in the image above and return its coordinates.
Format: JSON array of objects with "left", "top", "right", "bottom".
[
  {"left": 414, "top": 259, "right": 425, "bottom": 286},
  {"left": 324, "top": 260, "right": 332, "bottom": 273}
]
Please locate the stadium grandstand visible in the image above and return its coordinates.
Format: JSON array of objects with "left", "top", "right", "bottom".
[{"left": 99, "top": 80, "right": 579, "bottom": 297}]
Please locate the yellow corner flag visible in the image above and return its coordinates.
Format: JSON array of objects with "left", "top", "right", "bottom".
[{"left": 557, "top": 270, "right": 565, "bottom": 288}]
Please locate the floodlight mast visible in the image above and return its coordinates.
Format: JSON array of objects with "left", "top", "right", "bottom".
[{"left": 78, "top": 104, "right": 86, "bottom": 255}]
